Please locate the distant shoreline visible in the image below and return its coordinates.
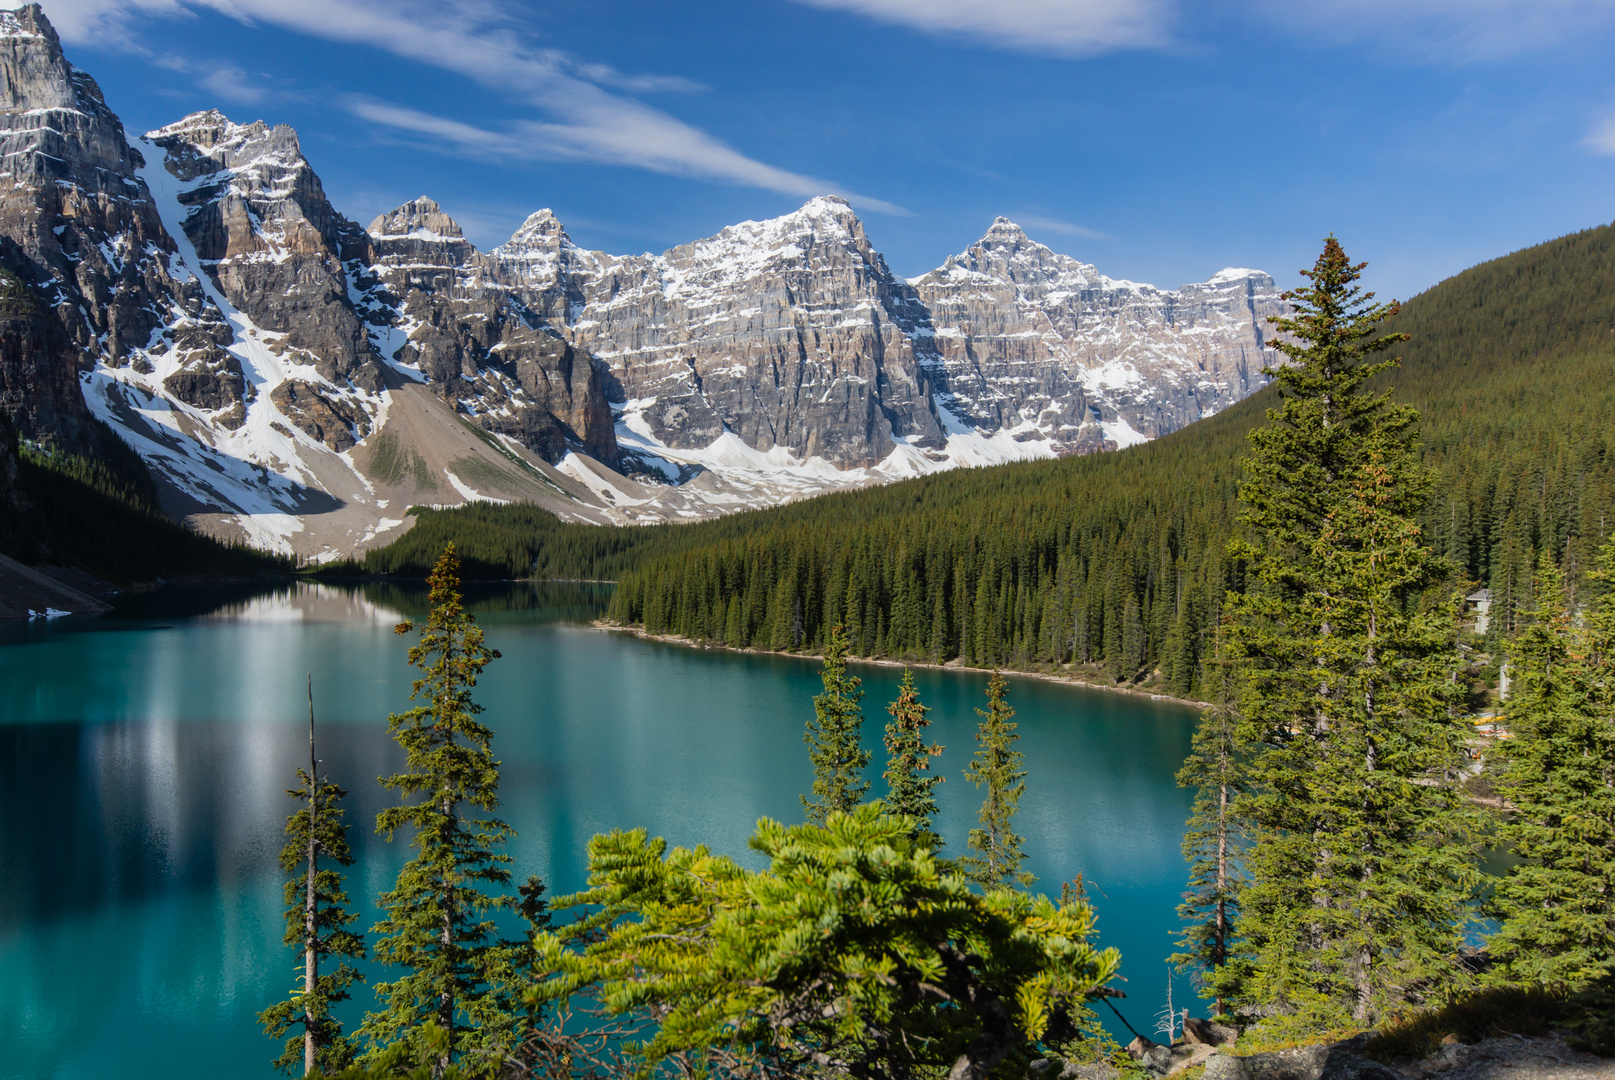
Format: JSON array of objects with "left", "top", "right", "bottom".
[{"left": 592, "top": 620, "right": 1210, "bottom": 710}]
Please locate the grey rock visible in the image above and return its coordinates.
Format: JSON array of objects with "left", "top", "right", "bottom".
[
  {"left": 0, "top": 4, "right": 208, "bottom": 449},
  {"left": 909, "top": 218, "right": 1281, "bottom": 454},
  {"left": 145, "top": 110, "right": 383, "bottom": 391},
  {"left": 269, "top": 379, "right": 371, "bottom": 451},
  {"left": 1200, "top": 1042, "right": 1403, "bottom": 1080},
  {"left": 1184, "top": 1017, "right": 1238, "bottom": 1046}
]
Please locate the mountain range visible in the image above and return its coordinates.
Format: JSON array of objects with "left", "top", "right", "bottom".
[{"left": 0, "top": 4, "right": 1284, "bottom": 560}]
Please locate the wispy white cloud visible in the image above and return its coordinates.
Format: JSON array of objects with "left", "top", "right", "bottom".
[
  {"left": 343, "top": 96, "right": 908, "bottom": 215},
  {"left": 790, "top": 0, "right": 1615, "bottom": 60},
  {"left": 790, "top": 0, "right": 1172, "bottom": 56},
  {"left": 1584, "top": 111, "right": 1615, "bottom": 156},
  {"left": 39, "top": 0, "right": 898, "bottom": 212},
  {"left": 1011, "top": 214, "right": 1111, "bottom": 241},
  {"left": 1247, "top": 0, "right": 1615, "bottom": 61},
  {"left": 197, "top": 66, "right": 270, "bottom": 104}
]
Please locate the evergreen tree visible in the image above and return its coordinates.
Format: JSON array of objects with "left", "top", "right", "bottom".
[
  {"left": 1225, "top": 238, "right": 1477, "bottom": 1030},
  {"left": 1172, "top": 649, "right": 1247, "bottom": 1017},
  {"left": 258, "top": 677, "right": 365, "bottom": 1075},
  {"left": 360, "top": 544, "right": 530, "bottom": 1075},
  {"left": 962, "top": 671, "right": 1033, "bottom": 888},
  {"left": 1488, "top": 546, "right": 1615, "bottom": 991},
  {"left": 882, "top": 668, "right": 945, "bottom": 849},
  {"left": 529, "top": 806, "right": 1120, "bottom": 1080},
  {"left": 802, "top": 623, "right": 871, "bottom": 824}
]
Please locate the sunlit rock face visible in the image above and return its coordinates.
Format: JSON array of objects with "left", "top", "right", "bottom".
[
  {"left": 483, "top": 196, "right": 946, "bottom": 467},
  {"left": 468, "top": 200, "right": 1282, "bottom": 465},
  {"left": 0, "top": 1, "right": 1288, "bottom": 553},
  {"left": 910, "top": 218, "right": 1283, "bottom": 454}
]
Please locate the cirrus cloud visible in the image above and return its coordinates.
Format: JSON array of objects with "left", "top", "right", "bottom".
[
  {"left": 790, "top": 0, "right": 1173, "bottom": 56},
  {"left": 38, "top": 0, "right": 904, "bottom": 213}
]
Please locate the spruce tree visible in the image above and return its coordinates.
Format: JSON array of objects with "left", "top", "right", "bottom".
[
  {"left": 1225, "top": 238, "right": 1477, "bottom": 1029},
  {"left": 882, "top": 668, "right": 945, "bottom": 848},
  {"left": 258, "top": 677, "right": 365, "bottom": 1075},
  {"left": 1488, "top": 546, "right": 1615, "bottom": 991},
  {"left": 1172, "top": 649, "right": 1247, "bottom": 1017},
  {"left": 962, "top": 671, "right": 1033, "bottom": 888},
  {"left": 360, "top": 544, "right": 529, "bottom": 1075},
  {"left": 802, "top": 623, "right": 871, "bottom": 824}
]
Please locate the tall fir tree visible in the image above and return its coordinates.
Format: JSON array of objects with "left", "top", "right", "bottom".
[
  {"left": 1225, "top": 238, "right": 1477, "bottom": 1030},
  {"left": 258, "top": 677, "right": 366, "bottom": 1076},
  {"left": 802, "top": 623, "right": 871, "bottom": 824},
  {"left": 360, "top": 544, "right": 532, "bottom": 1076},
  {"left": 882, "top": 668, "right": 945, "bottom": 848},
  {"left": 1172, "top": 647, "right": 1248, "bottom": 1017},
  {"left": 962, "top": 671, "right": 1033, "bottom": 888},
  {"left": 1488, "top": 546, "right": 1615, "bottom": 991}
]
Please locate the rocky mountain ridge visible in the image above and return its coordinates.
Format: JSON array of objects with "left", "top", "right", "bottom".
[{"left": 0, "top": 3, "right": 1285, "bottom": 560}]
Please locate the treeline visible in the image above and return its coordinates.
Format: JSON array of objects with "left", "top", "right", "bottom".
[
  {"left": 355, "top": 221, "right": 1615, "bottom": 699},
  {"left": 1, "top": 416, "right": 291, "bottom": 584},
  {"left": 603, "top": 221, "right": 1615, "bottom": 696},
  {"left": 270, "top": 549, "right": 1117, "bottom": 1079}
]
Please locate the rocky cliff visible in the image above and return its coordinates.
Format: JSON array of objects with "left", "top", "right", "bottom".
[
  {"left": 0, "top": 3, "right": 1287, "bottom": 559},
  {"left": 911, "top": 219, "right": 1280, "bottom": 452}
]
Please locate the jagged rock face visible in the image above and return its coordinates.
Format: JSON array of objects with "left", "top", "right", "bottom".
[
  {"left": 486, "top": 197, "right": 946, "bottom": 466},
  {"left": 145, "top": 111, "right": 384, "bottom": 392},
  {"left": 362, "top": 198, "right": 618, "bottom": 464},
  {"left": 461, "top": 200, "right": 1280, "bottom": 466},
  {"left": 0, "top": 2, "right": 1288, "bottom": 555},
  {"left": 911, "top": 219, "right": 1281, "bottom": 451},
  {"left": 269, "top": 379, "right": 371, "bottom": 451},
  {"left": 0, "top": 4, "right": 206, "bottom": 448}
]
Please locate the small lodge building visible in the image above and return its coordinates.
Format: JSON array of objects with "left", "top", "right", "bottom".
[{"left": 1466, "top": 588, "right": 1492, "bottom": 635}]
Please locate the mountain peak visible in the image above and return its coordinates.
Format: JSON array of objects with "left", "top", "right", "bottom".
[
  {"left": 980, "top": 217, "right": 1035, "bottom": 245},
  {"left": 508, "top": 207, "right": 568, "bottom": 244},
  {"left": 368, "top": 197, "right": 464, "bottom": 241},
  {"left": 0, "top": 5, "right": 58, "bottom": 47}
]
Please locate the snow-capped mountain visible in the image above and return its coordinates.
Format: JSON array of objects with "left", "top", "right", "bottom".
[{"left": 0, "top": 4, "right": 1285, "bottom": 560}]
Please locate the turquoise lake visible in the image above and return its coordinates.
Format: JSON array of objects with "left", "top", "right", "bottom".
[{"left": 0, "top": 581, "right": 1200, "bottom": 1079}]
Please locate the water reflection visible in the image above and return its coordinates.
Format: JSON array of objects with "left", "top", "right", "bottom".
[{"left": 1, "top": 581, "right": 1196, "bottom": 1079}]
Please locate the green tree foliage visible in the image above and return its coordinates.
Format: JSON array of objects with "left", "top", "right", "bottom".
[
  {"left": 802, "top": 624, "right": 871, "bottom": 824},
  {"left": 1488, "top": 545, "right": 1615, "bottom": 992},
  {"left": 1225, "top": 239, "right": 1478, "bottom": 1031},
  {"left": 258, "top": 682, "right": 366, "bottom": 1076},
  {"left": 0, "top": 417, "right": 289, "bottom": 583},
  {"left": 525, "top": 805, "right": 1121, "bottom": 1080},
  {"left": 962, "top": 672, "right": 1033, "bottom": 889},
  {"left": 882, "top": 668, "right": 945, "bottom": 849},
  {"left": 367, "top": 223, "right": 1615, "bottom": 705},
  {"left": 360, "top": 544, "right": 532, "bottom": 1075},
  {"left": 1172, "top": 648, "right": 1248, "bottom": 1016}
]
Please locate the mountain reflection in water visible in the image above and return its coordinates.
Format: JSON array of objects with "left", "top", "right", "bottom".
[{"left": 1, "top": 581, "right": 1194, "bottom": 1079}]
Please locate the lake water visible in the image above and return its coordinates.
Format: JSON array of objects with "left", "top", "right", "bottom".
[{"left": 0, "top": 582, "right": 1199, "bottom": 1079}]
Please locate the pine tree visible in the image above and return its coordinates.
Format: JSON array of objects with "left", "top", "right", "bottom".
[
  {"left": 1172, "top": 649, "right": 1247, "bottom": 1017},
  {"left": 1225, "top": 238, "right": 1478, "bottom": 1030},
  {"left": 1488, "top": 545, "right": 1615, "bottom": 991},
  {"left": 962, "top": 671, "right": 1033, "bottom": 888},
  {"left": 258, "top": 677, "right": 365, "bottom": 1076},
  {"left": 803, "top": 623, "right": 871, "bottom": 824},
  {"left": 882, "top": 668, "right": 945, "bottom": 849},
  {"left": 360, "top": 544, "right": 530, "bottom": 1075}
]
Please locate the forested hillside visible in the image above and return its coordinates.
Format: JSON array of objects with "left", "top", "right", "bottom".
[
  {"left": 361, "top": 222, "right": 1615, "bottom": 698},
  {"left": 0, "top": 415, "right": 291, "bottom": 585}
]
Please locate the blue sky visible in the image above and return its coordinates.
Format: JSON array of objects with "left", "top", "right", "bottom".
[{"left": 40, "top": 0, "right": 1615, "bottom": 299}]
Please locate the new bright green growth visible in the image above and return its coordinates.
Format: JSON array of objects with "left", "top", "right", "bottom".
[{"left": 528, "top": 804, "right": 1121, "bottom": 1080}]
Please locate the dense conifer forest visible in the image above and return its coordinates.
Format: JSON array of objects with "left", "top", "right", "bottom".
[
  {"left": 0, "top": 416, "right": 291, "bottom": 583},
  {"left": 358, "top": 221, "right": 1615, "bottom": 698}
]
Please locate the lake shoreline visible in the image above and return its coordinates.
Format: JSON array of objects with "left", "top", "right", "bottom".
[{"left": 593, "top": 621, "right": 1210, "bottom": 710}]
